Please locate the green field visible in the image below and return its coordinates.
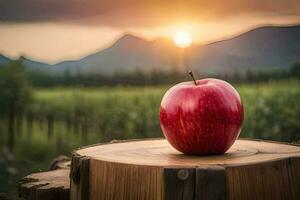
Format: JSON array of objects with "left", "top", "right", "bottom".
[
  {"left": 31, "top": 80, "right": 300, "bottom": 142},
  {"left": 0, "top": 80, "right": 300, "bottom": 193}
]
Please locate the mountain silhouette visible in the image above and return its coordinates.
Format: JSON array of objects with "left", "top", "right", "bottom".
[
  {"left": 0, "top": 54, "right": 10, "bottom": 65},
  {"left": 49, "top": 33, "right": 178, "bottom": 74},
  {"left": 189, "top": 25, "right": 300, "bottom": 73},
  {"left": 1, "top": 25, "right": 300, "bottom": 75}
]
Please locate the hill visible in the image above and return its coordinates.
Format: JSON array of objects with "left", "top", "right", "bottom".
[
  {"left": 1, "top": 25, "right": 300, "bottom": 75},
  {"left": 189, "top": 25, "right": 300, "bottom": 74},
  {"left": 0, "top": 54, "right": 11, "bottom": 65}
]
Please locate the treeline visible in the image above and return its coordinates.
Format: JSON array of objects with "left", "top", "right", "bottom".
[
  {"left": 221, "top": 62, "right": 300, "bottom": 83},
  {"left": 28, "top": 69, "right": 187, "bottom": 87},
  {"left": 29, "top": 62, "right": 300, "bottom": 87},
  {"left": 1, "top": 60, "right": 300, "bottom": 88}
]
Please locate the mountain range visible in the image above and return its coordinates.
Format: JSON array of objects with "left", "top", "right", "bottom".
[{"left": 1, "top": 25, "right": 300, "bottom": 75}]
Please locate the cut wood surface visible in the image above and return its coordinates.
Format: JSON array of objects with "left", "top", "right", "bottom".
[
  {"left": 19, "top": 159, "right": 70, "bottom": 200},
  {"left": 75, "top": 139, "right": 300, "bottom": 166},
  {"left": 70, "top": 138, "right": 300, "bottom": 200}
]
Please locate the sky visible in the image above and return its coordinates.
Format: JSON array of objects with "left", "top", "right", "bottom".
[{"left": 0, "top": 0, "right": 300, "bottom": 63}]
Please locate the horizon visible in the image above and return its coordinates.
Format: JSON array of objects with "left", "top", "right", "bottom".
[{"left": 1, "top": 23, "right": 300, "bottom": 65}]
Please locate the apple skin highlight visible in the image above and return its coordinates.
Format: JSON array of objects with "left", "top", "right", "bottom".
[{"left": 159, "top": 78, "right": 244, "bottom": 155}]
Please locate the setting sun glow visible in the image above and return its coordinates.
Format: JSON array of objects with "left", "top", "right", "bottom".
[{"left": 174, "top": 31, "right": 192, "bottom": 48}]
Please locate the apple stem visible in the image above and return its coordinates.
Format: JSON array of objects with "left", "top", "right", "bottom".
[{"left": 188, "top": 71, "right": 197, "bottom": 86}]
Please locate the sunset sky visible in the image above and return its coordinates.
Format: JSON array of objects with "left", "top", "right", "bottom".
[{"left": 0, "top": 0, "right": 300, "bottom": 63}]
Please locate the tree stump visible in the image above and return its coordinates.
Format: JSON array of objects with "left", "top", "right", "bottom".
[
  {"left": 19, "top": 157, "right": 70, "bottom": 200},
  {"left": 19, "top": 169, "right": 70, "bottom": 200},
  {"left": 70, "top": 138, "right": 300, "bottom": 200}
]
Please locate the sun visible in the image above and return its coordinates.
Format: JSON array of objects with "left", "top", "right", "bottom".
[{"left": 173, "top": 31, "right": 192, "bottom": 48}]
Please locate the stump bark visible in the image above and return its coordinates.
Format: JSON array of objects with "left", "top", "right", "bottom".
[{"left": 70, "top": 138, "right": 300, "bottom": 200}]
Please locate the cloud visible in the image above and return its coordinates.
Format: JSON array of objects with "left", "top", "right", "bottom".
[{"left": 0, "top": 0, "right": 300, "bottom": 27}]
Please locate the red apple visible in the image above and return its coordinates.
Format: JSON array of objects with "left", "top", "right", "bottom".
[{"left": 159, "top": 78, "right": 244, "bottom": 155}]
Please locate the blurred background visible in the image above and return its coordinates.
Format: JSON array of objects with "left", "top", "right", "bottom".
[{"left": 0, "top": 0, "right": 300, "bottom": 194}]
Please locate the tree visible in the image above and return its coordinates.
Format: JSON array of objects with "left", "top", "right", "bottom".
[
  {"left": 63, "top": 69, "right": 72, "bottom": 86},
  {"left": 0, "top": 59, "right": 32, "bottom": 149},
  {"left": 290, "top": 62, "right": 300, "bottom": 78}
]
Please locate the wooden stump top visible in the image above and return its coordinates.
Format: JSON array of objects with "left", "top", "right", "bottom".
[
  {"left": 76, "top": 138, "right": 300, "bottom": 167},
  {"left": 19, "top": 169, "right": 70, "bottom": 200},
  {"left": 19, "top": 157, "right": 70, "bottom": 200}
]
